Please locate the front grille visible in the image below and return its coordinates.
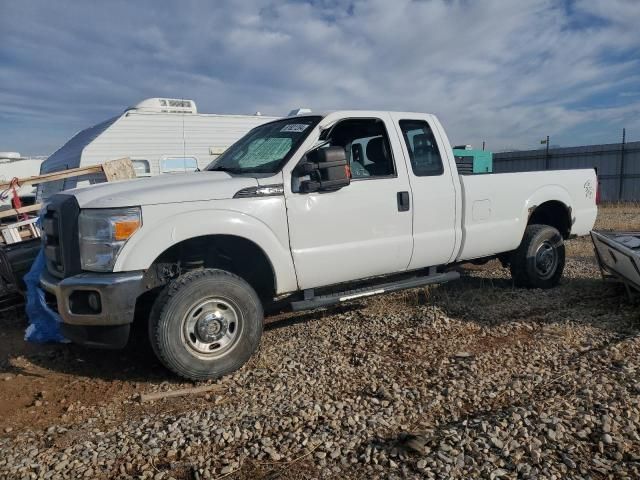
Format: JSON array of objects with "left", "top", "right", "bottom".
[
  {"left": 43, "top": 194, "right": 81, "bottom": 278},
  {"left": 43, "top": 209, "right": 62, "bottom": 276}
]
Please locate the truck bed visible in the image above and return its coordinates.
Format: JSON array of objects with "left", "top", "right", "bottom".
[{"left": 456, "top": 169, "right": 598, "bottom": 261}]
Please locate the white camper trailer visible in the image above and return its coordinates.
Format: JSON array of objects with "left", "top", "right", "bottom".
[{"left": 38, "top": 98, "right": 279, "bottom": 201}]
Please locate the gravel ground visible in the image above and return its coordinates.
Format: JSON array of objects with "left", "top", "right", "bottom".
[{"left": 0, "top": 205, "right": 639, "bottom": 479}]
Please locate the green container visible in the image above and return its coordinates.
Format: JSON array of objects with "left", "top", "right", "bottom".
[{"left": 452, "top": 149, "right": 493, "bottom": 174}]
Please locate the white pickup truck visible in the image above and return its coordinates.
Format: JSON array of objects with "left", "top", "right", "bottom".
[{"left": 40, "top": 111, "right": 598, "bottom": 380}]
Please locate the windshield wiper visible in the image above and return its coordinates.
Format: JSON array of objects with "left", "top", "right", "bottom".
[
  {"left": 208, "top": 166, "right": 243, "bottom": 174},
  {"left": 209, "top": 165, "right": 279, "bottom": 175}
]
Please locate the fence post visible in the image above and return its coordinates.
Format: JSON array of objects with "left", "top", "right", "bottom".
[
  {"left": 544, "top": 135, "right": 550, "bottom": 170},
  {"left": 619, "top": 128, "right": 626, "bottom": 201}
]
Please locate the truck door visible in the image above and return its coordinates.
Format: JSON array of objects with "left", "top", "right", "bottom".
[
  {"left": 390, "top": 114, "right": 459, "bottom": 269},
  {"left": 284, "top": 115, "right": 413, "bottom": 289}
]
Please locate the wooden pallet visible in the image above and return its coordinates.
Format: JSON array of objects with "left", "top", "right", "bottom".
[{"left": 1, "top": 217, "right": 41, "bottom": 244}]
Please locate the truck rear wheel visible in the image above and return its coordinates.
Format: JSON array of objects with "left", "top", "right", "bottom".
[
  {"left": 149, "top": 269, "right": 263, "bottom": 380},
  {"left": 510, "top": 224, "right": 565, "bottom": 289}
]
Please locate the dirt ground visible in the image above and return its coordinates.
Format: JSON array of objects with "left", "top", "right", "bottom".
[{"left": 0, "top": 204, "right": 638, "bottom": 479}]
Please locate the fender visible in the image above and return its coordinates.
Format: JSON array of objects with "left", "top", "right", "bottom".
[
  {"left": 113, "top": 208, "right": 299, "bottom": 294},
  {"left": 519, "top": 184, "right": 573, "bottom": 237}
]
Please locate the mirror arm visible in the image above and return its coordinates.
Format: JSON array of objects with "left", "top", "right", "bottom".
[{"left": 294, "top": 161, "right": 317, "bottom": 176}]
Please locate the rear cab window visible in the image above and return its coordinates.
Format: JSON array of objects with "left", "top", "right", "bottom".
[{"left": 398, "top": 120, "right": 444, "bottom": 176}]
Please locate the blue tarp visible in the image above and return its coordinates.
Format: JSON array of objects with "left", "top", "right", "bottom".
[{"left": 23, "top": 249, "right": 68, "bottom": 343}]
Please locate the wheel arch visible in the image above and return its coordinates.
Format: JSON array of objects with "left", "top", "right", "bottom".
[
  {"left": 150, "top": 234, "right": 278, "bottom": 302},
  {"left": 527, "top": 200, "right": 572, "bottom": 238},
  {"left": 114, "top": 209, "right": 299, "bottom": 295},
  {"left": 522, "top": 185, "right": 573, "bottom": 239}
]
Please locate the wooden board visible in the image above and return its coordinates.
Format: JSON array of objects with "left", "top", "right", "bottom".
[
  {"left": 0, "top": 165, "right": 103, "bottom": 190},
  {"left": 0, "top": 204, "right": 42, "bottom": 221},
  {"left": 0, "top": 157, "right": 136, "bottom": 190}
]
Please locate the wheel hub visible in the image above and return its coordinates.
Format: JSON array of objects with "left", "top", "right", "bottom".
[
  {"left": 534, "top": 241, "right": 557, "bottom": 277},
  {"left": 183, "top": 298, "right": 241, "bottom": 357},
  {"left": 195, "top": 313, "right": 226, "bottom": 343}
]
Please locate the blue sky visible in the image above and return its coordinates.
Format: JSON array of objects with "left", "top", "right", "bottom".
[{"left": 1, "top": 0, "right": 639, "bottom": 155}]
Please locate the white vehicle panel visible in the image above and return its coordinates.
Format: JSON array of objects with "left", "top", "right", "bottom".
[
  {"left": 283, "top": 113, "right": 413, "bottom": 289},
  {"left": 457, "top": 169, "right": 598, "bottom": 261},
  {"left": 114, "top": 193, "right": 298, "bottom": 294},
  {"left": 68, "top": 171, "right": 258, "bottom": 208},
  {"left": 389, "top": 112, "right": 460, "bottom": 269},
  {"left": 285, "top": 178, "right": 413, "bottom": 289}
]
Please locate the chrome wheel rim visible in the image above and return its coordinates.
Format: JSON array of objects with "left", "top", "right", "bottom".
[
  {"left": 534, "top": 241, "right": 558, "bottom": 279},
  {"left": 182, "top": 298, "right": 242, "bottom": 358}
]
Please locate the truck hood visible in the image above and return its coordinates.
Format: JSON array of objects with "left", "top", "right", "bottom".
[{"left": 67, "top": 172, "right": 259, "bottom": 208}]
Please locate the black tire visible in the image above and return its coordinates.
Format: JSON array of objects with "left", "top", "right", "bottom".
[
  {"left": 510, "top": 224, "right": 565, "bottom": 289},
  {"left": 149, "top": 269, "right": 263, "bottom": 380}
]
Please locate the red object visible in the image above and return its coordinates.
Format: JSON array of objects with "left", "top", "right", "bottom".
[
  {"left": 9, "top": 178, "right": 22, "bottom": 209},
  {"left": 8, "top": 177, "right": 28, "bottom": 220}
]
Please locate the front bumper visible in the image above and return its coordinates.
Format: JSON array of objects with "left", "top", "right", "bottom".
[{"left": 40, "top": 269, "right": 145, "bottom": 348}]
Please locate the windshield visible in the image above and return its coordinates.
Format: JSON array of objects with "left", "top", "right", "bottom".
[{"left": 206, "top": 116, "right": 322, "bottom": 174}]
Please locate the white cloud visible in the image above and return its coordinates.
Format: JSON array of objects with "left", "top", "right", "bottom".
[{"left": 1, "top": 0, "right": 639, "bottom": 154}]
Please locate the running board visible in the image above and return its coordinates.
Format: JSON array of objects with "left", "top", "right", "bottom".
[{"left": 290, "top": 271, "right": 460, "bottom": 311}]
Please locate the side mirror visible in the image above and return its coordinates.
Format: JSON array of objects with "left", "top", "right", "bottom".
[{"left": 295, "top": 146, "right": 351, "bottom": 193}]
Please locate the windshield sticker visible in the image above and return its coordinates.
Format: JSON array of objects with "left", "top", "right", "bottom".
[
  {"left": 280, "top": 123, "right": 310, "bottom": 133},
  {"left": 238, "top": 138, "right": 293, "bottom": 167}
]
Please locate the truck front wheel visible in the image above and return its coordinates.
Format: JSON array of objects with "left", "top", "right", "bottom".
[
  {"left": 149, "top": 269, "right": 263, "bottom": 380},
  {"left": 510, "top": 224, "right": 565, "bottom": 289}
]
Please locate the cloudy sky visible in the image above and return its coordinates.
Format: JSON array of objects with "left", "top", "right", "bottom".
[{"left": 1, "top": 0, "right": 639, "bottom": 155}]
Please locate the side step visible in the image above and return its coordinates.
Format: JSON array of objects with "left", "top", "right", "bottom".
[{"left": 290, "top": 270, "right": 460, "bottom": 311}]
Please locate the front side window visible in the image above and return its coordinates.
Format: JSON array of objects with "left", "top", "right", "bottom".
[
  {"left": 322, "top": 118, "right": 395, "bottom": 179},
  {"left": 161, "top": 157, "right": 198, "bottom": 174},
  {"left": 207, "top": 116, "right": 322, "bottom": 174},
  {"left": 399, "top": 120, "right": 444, "bottom": 176}
]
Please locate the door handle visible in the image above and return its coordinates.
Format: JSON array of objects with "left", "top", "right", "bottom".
[{"left": 397, "top": 191, "right": 410, "bottom": 212}]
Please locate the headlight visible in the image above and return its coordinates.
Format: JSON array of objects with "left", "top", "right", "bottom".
[{"left": 78, "top": 207, "right": 141, "bottom": 272}]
